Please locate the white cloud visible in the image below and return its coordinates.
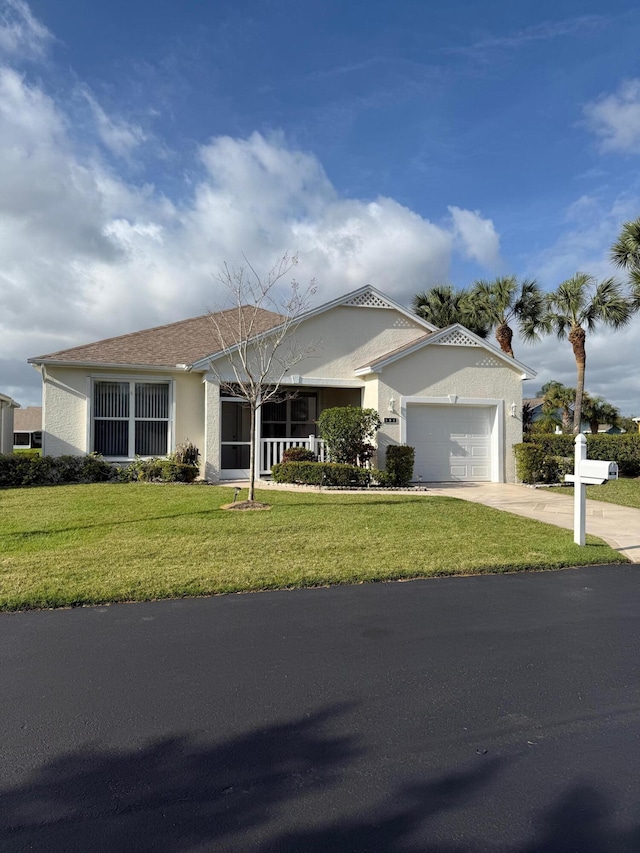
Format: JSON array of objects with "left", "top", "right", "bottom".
[
  {"left": 0, "top": 66, "right": 502, "bottom": 405},
  {"left": 516, "top": 191, "right": 640, "bottom": 414},
  {"left": 449, "top": 205, "right": 501, "bottom": 270},
  {"left": 583, "top": 79, "right": 640, "bottom": 154},
  {"left": 79, "top": 87, "right": 147, "bottom": 158},
  {"left": 526, "top": 192, "right": 640, "bottom": 287},
  {"left": 520, "top": 317, "right": 640, "bottom": 416},
  {"left": 0, "top": 0, "right": 52, "bottom": 60}
]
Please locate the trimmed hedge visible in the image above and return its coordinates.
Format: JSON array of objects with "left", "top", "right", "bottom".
[
  {"left": 271, "top": 460, "right": 383, "bottom": 487},
  {"left": 522, "top": 433, "right": 640, "bottom": 478},
  {"left": 385, "top": 445, "right": 415, "bottom": 487},
  {"left": 0, "top": 453, "right": 200, "bottom": 488},
  {"left": 0, "top": 453, "right": 118, "bottom": 487},
  {"left": 121, "top": 457, "right": 199, "bottom": 483},
  {"left": 281, "top": 446, "right": 316, "bottom": 463},
  {"left": 514, "top": 444, "right": 572, "bottom": 485}
]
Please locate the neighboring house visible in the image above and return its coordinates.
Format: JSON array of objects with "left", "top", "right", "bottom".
[
  {"left": 13, "top": 406, "right": 42, "bottom": 450},
  {"left": 594, "top": 424, "right": 624, "bottom": 435},
  {"left": 28, "top": 286, "right": 536, "bottom": 483},
  {"left": 0, "top": 393, "right": 20, "bottom": 455},
  {"left": 524, "top": 397, "right": 572, "bottom": 433},
  {"left": 523, "top": 398, "right": 546, "bottom": 420},
  {"left": 524, "top": 398, "right": 624, "bottom": 434}
]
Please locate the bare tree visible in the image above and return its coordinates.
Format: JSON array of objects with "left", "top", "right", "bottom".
[{"left": 208, "top": 254, "right": 317, "bottom": 504}]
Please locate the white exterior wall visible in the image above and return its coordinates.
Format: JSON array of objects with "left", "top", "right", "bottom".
[
  {"left": 203, "top": 376, "right": 220, "bottom": 482},
  {"left": 271, "top": 306, "right": 428, "bottom": 380},
  {"left": 376, "top": 345, "right": 525, "bottom": 482},
  {"left": 42, "top": 366, "right": 205, "bottom": 463},
  {"left": 42, "top": 367, "right": 88, "bottom": 456},
  {"left": 174, "top": 373, "right": 205, "bottom": 459},
  {"left": 0, "top": 399, "right": 17, "bottom": 454}
]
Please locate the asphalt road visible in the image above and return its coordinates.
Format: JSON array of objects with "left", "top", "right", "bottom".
[{"left": 2, "top": 565, "right": 640, "bottom": 852}]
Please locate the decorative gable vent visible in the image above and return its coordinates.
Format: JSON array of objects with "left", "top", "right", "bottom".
[
  {"left": 435, "top": 329, "right": 481, "bottom": 347},
  {"left": 344, "top": 290, "right": 394, "bottom": 309}
]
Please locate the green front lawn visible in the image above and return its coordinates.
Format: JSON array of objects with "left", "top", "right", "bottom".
[
  {"left": 0, "top": 483, "right": 626, "bottom": 611},
  {"left": 553, "top": 478, "right": 640, "bottom": 509}
]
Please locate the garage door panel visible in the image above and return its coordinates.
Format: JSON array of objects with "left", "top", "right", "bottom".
[{"left": 406, "top": 405, "right": 494, "bottom": 482}]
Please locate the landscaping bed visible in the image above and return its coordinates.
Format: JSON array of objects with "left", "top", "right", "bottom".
[{"left": 0, "top": 483, "right": 626, "bottom": 611}]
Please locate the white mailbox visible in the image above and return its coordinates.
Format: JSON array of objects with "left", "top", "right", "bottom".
[
  {"left": 565, "top": 435, "right": 618, "bottom": 545},
  {"left": 578, "top": 460, "right": 618, "bottom": 485}
]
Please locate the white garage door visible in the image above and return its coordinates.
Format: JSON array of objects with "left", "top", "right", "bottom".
[{"left": 406, "top": 405, "right": 493, "bottom": 482}]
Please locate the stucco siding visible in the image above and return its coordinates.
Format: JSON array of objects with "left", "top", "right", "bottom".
[
  {"left": 203, "top": 377, "right": 220, "bottom": 481},
  {"left": 42, "top": 366, "right": 204, "bottom": 461},
  {"left": 0, "top": 402, "right": 16, "bottom": 454},
  {"left": 43, "top": 367, "right": 89, "bottom": 456},
  {"left": 173, "top": 373, "right": 205, "bottom": 458},
  {"left": 376, "top": 345, "right": 524, "bottom": 482},
  {"left": 210, "top": 305, "right": 428, "bottom": 383}
]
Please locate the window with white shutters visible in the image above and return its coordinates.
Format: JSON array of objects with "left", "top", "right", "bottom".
[{"left": 93, "top": 380, "right": 171, "bottom": 457}]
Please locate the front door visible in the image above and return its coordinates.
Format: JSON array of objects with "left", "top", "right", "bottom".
[{"left": 220, "top": 399, "right": 251, "bottom": 479}]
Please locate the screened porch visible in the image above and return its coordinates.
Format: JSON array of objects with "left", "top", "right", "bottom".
[{"left": 219, "top": 386, "right": 362, "bottom": 479}]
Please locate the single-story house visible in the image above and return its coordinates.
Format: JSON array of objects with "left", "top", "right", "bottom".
[
  {"left": 524, "top": 398, "right": 625, "bottom": 434},
  {"left": 28, "top": 286, "right": 535, "bottom": 483},
  {"left": 0, "top": 393, "right": 20, "bottom": 455},
  {"left": 13, "top": 406, "right": 42, "bottom": 450}
]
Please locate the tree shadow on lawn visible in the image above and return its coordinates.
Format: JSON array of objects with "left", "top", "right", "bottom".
[
  {"left": 0, "top": 497, "right": 446, "bottom": 540},
  {"left": 2, "top": 699, "right": 637, "bottom": 853},
  {"left": 0, "top": 508, "right": 231, "bottom": 540},
  {"left": 267, "top": 496, "right": 435, "bottom": 508}
]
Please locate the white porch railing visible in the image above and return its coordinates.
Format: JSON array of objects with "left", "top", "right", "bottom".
[{"left": 260, "top": 435, "right": 327, "bottom": 475}]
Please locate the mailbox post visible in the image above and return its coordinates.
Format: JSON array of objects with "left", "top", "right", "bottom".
[{"left": 564, "top": 434, "right": 618, "bottom": 546}]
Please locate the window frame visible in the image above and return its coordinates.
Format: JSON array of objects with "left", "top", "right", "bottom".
[
  {"left": 261, "top": 392, "right": 318, "bottom": 438},
  {"left": 89, "top": 376, "right": 175, "bottom": 460}
]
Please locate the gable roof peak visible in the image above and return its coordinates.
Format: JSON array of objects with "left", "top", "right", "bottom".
[{"left": 342, "top": 286, "right": 402, "bottom": 310}]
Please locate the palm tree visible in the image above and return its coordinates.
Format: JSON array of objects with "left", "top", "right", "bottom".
[
  {"left": 539, "top": 380, "right": 575, "bottom": 433},
  {"left": 522, "top": 401, "right": 534, "bottom": 434},
  {"left": 470, "top": 275, "right": 546, "bottom": 358},
  {"left": 581, "top": 394, "right": 620, "bottom": 434},
  {"left": 546, "top": 273, "right": 634, "bottom": 434},
  {"left": 412, "top": 285, "right": 489, "bottom": 337},
  {"left": 611, "top": 217, "right": 640, "bottom": 308}
]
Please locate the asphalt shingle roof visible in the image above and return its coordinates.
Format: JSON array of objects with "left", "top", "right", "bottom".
[
  {"left": 29, "top": 307, "right": 285, "bottom": 368},
  {"left": 14, "top": 407, "right": 42, "bottom": 432}
]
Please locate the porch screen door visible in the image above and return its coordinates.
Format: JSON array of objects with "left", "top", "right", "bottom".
[{"left": 220, "top": 399, "right": 251, "bottom": 479}]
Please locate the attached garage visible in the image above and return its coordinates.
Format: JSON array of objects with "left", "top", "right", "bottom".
[{"left": 405, "top": 400, "right": 502, "bottom": 482}]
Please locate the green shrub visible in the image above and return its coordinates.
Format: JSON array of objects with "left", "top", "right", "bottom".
[
  {"left": 173, "top": 439, "right": 200, "bottom": 467},
  {"left": 120, "top": 457, "right": 199, "bottom": 483},
  {"left": 515, "top": 444, "right": 577, "bottom": 485},
  {"left": 370, "top": 468, "right": 392, "bottom": 486},
  {"left": 316, "top": 407, "right": 382, "bottom": 465},
  {"left": 514, "top": 444, "right": 553, "bottom": 484},
  {"left": 0, "top": 453, "right": 117, "bottom": 487},
  {"left": 272, "top": 461, "right": 373, "bottom": 486},
  {"left": 271, "top": 461, "right": 403, "bottom": 487},
  {"left": 522, "top": 433, "right": 640, "bottom": 478},
  {"left": 13, "top": 448, "right": 41, "bottom": 459},
  {"left": 281, "top": 446, "right": 316, "bottom": 463},
  {"left": 385, "top": 445, "right": 415, "bottom": 486},
  {"left": 158, "top": 460, "right": 199, "bottom": 483}
]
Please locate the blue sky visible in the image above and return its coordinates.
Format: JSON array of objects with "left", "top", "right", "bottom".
[{"left": 3, "top": 0, "right": 640, "bottom": 412}]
